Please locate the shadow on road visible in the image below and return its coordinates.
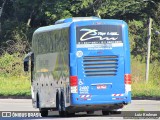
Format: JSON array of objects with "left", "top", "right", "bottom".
[{"left": 132, "top": 97, "right": 160, "bottom": 100}]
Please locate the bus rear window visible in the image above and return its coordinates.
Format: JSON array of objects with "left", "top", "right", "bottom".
[{"left": 76, "top": 25, "right": 123, "bottom": 45}]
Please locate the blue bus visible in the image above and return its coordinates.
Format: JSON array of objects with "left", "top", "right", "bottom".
[{"left": 24, "top": 17, "right": 131, "bottom": 117}]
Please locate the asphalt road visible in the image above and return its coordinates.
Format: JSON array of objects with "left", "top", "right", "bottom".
[{"left": 0, "top": 99, "right": 160, "bottom": 119}]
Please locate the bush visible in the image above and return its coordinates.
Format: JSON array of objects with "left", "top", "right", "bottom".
[
  {"left": 131, "top": 57, "right": 160, "bottom": 97},
  {"left": 0, "top": 53, "right": 25, "bottom": 77}
]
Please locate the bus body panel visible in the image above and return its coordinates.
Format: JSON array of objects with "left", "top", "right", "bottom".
[{"left": 69, "top": 20, "right": 131, "bottom": 106}]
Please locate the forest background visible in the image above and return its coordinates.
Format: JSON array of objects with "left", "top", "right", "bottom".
[{"left": 0, "top": 0, "right": 160, "bottom": 98}]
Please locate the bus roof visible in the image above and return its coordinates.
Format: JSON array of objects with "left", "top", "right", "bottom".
[
  {"left": 55, "top": 17, "right": 100, "bottom": 24},
  {"left": 34, "top": 17, "right": 100, "bottom": 35},
  {"left": 33, "top": 17, "right": 126, "bottom": 35},
  {"left": 33, "top": 22, "right": 71, "bottom": 35}
]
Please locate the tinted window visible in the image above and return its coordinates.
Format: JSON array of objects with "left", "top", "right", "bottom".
[{"left": 76, "top": 25, "right": 122, "bottom": 45}]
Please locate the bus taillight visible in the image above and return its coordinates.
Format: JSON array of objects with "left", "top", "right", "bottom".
[
  {"left": 70, "top": 76, "right": 78, "bottom": 93},
  {"left": 70, "top": 76, "right": 78, "bottom": 86},
  {"left": 125, "top": 74, "right": 131, "bottom": 84}
]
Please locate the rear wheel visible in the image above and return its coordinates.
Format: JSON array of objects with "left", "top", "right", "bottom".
[
  {"left": 102, "top": 110, "right": 110, "bottom": 115},
  {"left": 56, "top": 92, "right": 59, "bottom": 110},
  {"left": 59, "top": 111, "right": 66, "bottom": 117},
  {"left": 36, "top": 93, "right": 39, "bottom": 108},
  {"left": 59, "top": 93, "right": 66, "bottom": 117},
  {"left": 87, "top": 111, "right": 94, "bottom": 114},
  {"left": 59, "top": 92, "right": 75, "bottom": 117},
  {"left": 67, "top": 112, "right": 75, "bottom": 116},
  {"left": 40, "top": 108, "right": 48, "bottom": 117}
]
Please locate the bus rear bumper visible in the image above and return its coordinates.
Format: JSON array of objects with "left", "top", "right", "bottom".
[
  {"left": 66, "top": 103, "right": 124, "bottom": 113},
  {"left": 70, "top": 92, "right": 131, "bottom": 105},
  {"left": 65, "top": 92, "right": 131, "bottom": 113}
]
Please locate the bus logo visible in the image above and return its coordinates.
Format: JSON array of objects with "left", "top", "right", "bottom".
[{"left": 80, "top": 29, "right": 119, "bottom": 41}]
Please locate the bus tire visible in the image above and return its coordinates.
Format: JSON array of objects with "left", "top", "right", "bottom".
[
  {"left": 40, "top": 108, "right": 48, "bottom": 117},
  {"left": 67, "top": 112, "right": 75, "bottom": 117},
  {"left": 56, "top": 92, "right": 59, "bottom": 110},
  {"left": 87, "top": 111, "right": 94, "bottom": 114},
  {"left": 36, "top": 93, "right": 39, "bottom": 108},
  {"left": 102, "top": 110, "right": 110, "bottom": 115},
  {"left": 59, "top": 92, "right": 66, "bottom": 117}
]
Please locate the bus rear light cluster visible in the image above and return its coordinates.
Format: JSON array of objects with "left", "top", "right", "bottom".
[
  {"left": 70, "top": 76, "right": 78, "bottom": 86},
  {"left": 124, "top": 74, "right": 131, "bottom": 84},
  {"left": 125, "top": 74, "right": 131, "bottom": 92},
  {"left": 70, "top": 76, "right": 78, "bottom": 93}
]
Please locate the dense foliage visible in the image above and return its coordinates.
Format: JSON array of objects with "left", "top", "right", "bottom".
[{"left": 0, "top": 0, "right": 160, "bottom": 61}]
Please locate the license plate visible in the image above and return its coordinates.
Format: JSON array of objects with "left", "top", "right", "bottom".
[{"left": 97, "top": 85, "right": 107, "bottom": 89}]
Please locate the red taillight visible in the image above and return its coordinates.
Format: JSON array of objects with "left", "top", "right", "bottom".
[
  {"left": 70, "top": 76, "right": 78, "bottom": 86},
  {"left": 125, "top": 74, "right": 131, "bottom": 84}
]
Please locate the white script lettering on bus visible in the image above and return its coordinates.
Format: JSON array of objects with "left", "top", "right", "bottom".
[{"left": 80, "top": 29, "right": 119, "bottom": 41}]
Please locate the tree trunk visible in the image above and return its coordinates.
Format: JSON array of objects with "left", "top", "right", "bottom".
[
  {"left": 27, "top": 10, "right": 35, "bottom": 27},
  {"left": 0, "top": 0, "right": 7, "bottom": 34}
]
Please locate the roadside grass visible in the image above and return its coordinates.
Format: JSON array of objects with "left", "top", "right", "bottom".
[
  {"left": 132, "top": 80, "right": 160, "bottom": 98},
  {"left": 131, "top": 57, "right": 160, "bottom": 98},
  {"left": 0, "top": 76, "right": 31, "bottom": 96},
  {"left": 0, "top": 53, "right": 31, "bottom": 96}
]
